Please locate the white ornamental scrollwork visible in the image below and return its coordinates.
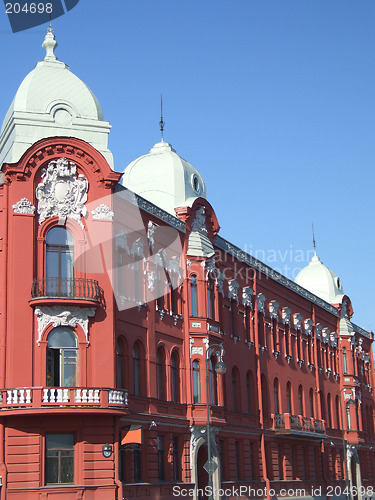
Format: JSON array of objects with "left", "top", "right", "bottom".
[
  {"left": 304, "top": 318, "right": 314, "bottom": 336},
  {"left": 269, "top": 300, "right": 280, "bottom": 320},
  {"left": 282, "top": 306, "right": 291, "bottom": 325},
  {"left": 35, "top": 157, "right": 88, "bottom": 227},
  {"left": 257, "top": 293, "right": 266, "bottom": 314},
  {"left": 91, "top": 204, "right": 114, "bottom": 221},
  {"left": 12, "top": 197, "right": 35, "bottom": 214},
  {"left": 242, "top": 286, "right": 254, "bottom": 309},
  {"left": 322, "top": 327, "right": 330, "bottom": 344},
  {"left": 228, "top": 279, "right": 240, "bottom": 303},
  {"left": 293, "top": 313, "right": 303, "bottom": 331},
  {"left": 34, "top": 306, "right": 95, "bottom": 345}
]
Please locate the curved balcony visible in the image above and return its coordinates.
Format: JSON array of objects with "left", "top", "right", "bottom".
[
  {"left": 273, "top": 413, "right": 326, "bottom": 437},
  {"left": 0, "top": 386, "right": 128, "bottom": 415},
  {"left": 30, "top": 277, "right": 101, "bottom": 306}
]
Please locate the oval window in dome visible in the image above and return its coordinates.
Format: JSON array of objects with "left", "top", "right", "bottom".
[{"left": 192, "top": 174, "right": 200, "bottom": 194}]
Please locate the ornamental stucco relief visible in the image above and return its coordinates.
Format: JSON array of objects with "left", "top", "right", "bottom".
[
  {"left": 12, "top": 197, "right": 35, "bottom": 214},
  {"left": 35, "top": 157, "right": 88, "bottom": 227},
  {"left": 91, "top": 204, "right": 114, "bottom": 220}
]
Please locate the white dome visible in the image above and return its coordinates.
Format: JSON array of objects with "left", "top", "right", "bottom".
[
  {"left": 0, "top": 28, "right": 113, "bottom": 167},
  {"left": 295, "top": 254, "right": 345, "bottom": 304},
  {"left": 119, "top": 141, "right": 207, "bottom": 215}
]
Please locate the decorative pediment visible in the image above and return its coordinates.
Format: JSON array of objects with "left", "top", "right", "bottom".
[
  {"left": 228, "top": 279, "right": 240, "bottom": 303},
  {"left": 304, "top": 318, "right": 314, "bottom": 336},
  {"left": 293, "top": 313, "right": 303, "bottom": 331},
  {"left": 35, "top": 157, "right": 88, "bottom": 227},
  {"left": 91, "top": 204, "right": 114, "bottom": 220},
  {"left": 242, "top": 286, "right": 254, "bottom": 308},
  {"left": 282, "top": 307, "right": 291, "bottom": 325},
  {"left": 12, "top": 197, "right": 35, "bottom": 214},
  {"left": 34, "top": 306, "right": 95, "bottom": 345},
  {"left": 257, "top": 293, "right": 266, "bottom": 314},
  {"left": 269, "top": 300, "right": 280, "bottom": 320}
]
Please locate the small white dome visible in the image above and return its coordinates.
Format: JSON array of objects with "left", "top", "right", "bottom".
[
  {"left": 295, "top": 254, "right": 345, "bottom": 304},
  {"left": 119, "top": 141, "right": 207, "bottom": 215},
  {"left": 0, "top": 28, "right": 113, "bottom": 167}
]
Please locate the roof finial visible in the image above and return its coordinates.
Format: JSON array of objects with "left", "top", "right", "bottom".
[
  {"left": 159, "top": 94, "right": 165, "bottom": 142},
  {"left": 312, "top": 223, "right": 316, "bottom": 254},
  {"left": 42, "top": 24, "right": 57, "bottom": 62}
]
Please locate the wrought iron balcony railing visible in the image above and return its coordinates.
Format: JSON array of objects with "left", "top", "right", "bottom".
[
  {"left": 31, "top": 277, "right": 101, "bottom": 301},
  {"left": 273, "top": 413, "right": 326, "bottom": 435}
]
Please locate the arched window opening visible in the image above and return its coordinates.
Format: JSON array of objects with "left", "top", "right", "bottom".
[
  {"left": 207, "top": 278, "right": 215, "bottom": 320},
  {"left": 298, "top": 385, "right": 304, "bottom": 416},
  {"left": 327, "top": 394, "right": 332, "bottom": 428},
  {"left": 133, "top": 343, "right": 141, "bottom": 396},
  {"left": 246, "top": 371, "right": 254, "bottom": 414},
  {"left": 116, "top": 339, "right": 125, "bottom": 389},
  {"left": 47, "top": 327, "right": 77, "bottom": 387},
  {"left": 261, "top": 375, "right": 269, "bottom": 417},
  {"left": 286, "top": 382, "right": 292, "bottom": 414},
  {"left": 156, "top": 347, "right": 166, "bottom": 400},
  {"left": 309, "top": 389, "right": 315, "bottom": 418},
  {"left": 273, "top": 378, "right": 280, "bottom": 414},
  {"left": 46, "top": 227, "right": 74, "bottom": 296},
  {"left": 342, "top": 348, "right": 348, "bottom": 374},
  {"left": 209, "top": 357, "right": 218, "bottom": 405},
  {"left": 190, "top": 275, "right": 198, "bottom": 317},
  {"left": 232, "top": 367, "right": 241, "bottom": 412},
  {"left": 170, "top": 351, "right": 180, "bottom": 403},
  {"left": 192, "top": 360, "right": 200, "bottom": 403},
  {"left": 335, "top": 396, "right": 340, "bottom": 430}
]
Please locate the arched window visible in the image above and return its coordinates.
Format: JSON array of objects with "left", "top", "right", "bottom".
[
  {"left": 192, "top": 360, "right": 200, "bottom": 403},
  {"left": 335, "top": 396, "right": 340, "bottom": 429},
  {"left": 286, "top": 382, "right": 292, "bottom": 414},
  {"left": 327, "top": 393, "right": 332, "bottom": 428},
  {"left": 207, "top": 278, "right": 215, "bottom": 320},
  {"left": 170, "top": 351, "right": 179, "bottom": 403},
  {"left": 190, "top": 275, "right": 198, "bottom": 316},
  {"left": 309, "top": 389, "right": 315, "bottom": 418},
  {"left": 273, "top": 378, "right": 280, "bottom": 414},
  {"left": 232, "top": 367, "right": 241, "bottom": 412},
  {"left": 133, "top": 343, "right": 141, "bottom": 396},
  {"left": 156, "top": 347, "right": 166, "bottom": 400},
  {"left": 246, "top": 371, "right": 255, "bottom": 414},
  {"left": 209, "top": 357, "right": 218, "bottom": 405},
  {"left": 116, "top": 338, "right": 125, "bottom": 389},
  {"left": 261, "top": 375, "right": 269, "bottom": 417},
  {"left": 342, "top": 348, "right": 348, "bottom": 374},
  {"left": 298, "top": 385, "right": 304, "bottom": 416},
  {"left": 46, "top": 227, "right": 74, "bottom": 296},
  {"left": 47, "top": 327, "right": 77, "bottom": 387}
]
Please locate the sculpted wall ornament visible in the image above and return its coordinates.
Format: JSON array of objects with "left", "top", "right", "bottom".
[
  {"left": 34, "top": 306, "right": 96, "bottom": 345},
  {"left": 242, "top": 286, "right": 254, "bottom": 309},
  {"left": 269, "top": 300, "right": 280, "bottom": 320},
  {"left": 293, "top": 313, "right": 303, "bottom": 331},
  {"left": 12, "top": 197, "right": 36, "bottom": 214},
  {"left": 315, "top": 323, "right": 322, "bottom": 341},
  {"left": 257, "top": 293, "right": 266, "bottom": 314},
  {"left": 115, "top": 229, "right": 130, "bottom": 254},
  {"left": 322, "top": 327, "right": 330, "bottom": 344},
  {"left": 304, "top": 318, "right": 314, "bottom": 336},
  {"left": 91, "top": 204, "right": 114, "bottom": 220},
  {"left": 131, "top": 238, "right": 145, "bottom": 259},
  {"left": 147, "top": 221, "right": 157, "bottom": 251},
  {"left": 35, "top": 157, "right": 88, "bottom": 227},
  {"left": 228, "top": 279, "right": 240, "bottom": 303},
  {"left": 282, "top": 307, "right": 291, "bottom": 325},
  {"left": 191, "top": 206, "right": 208, "bottom": 234}
]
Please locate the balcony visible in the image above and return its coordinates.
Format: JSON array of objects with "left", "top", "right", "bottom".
[
  {"left": 273, "top": 413, "right": 326, "bottom": 437},
  {"left": 30, "top": 277, "right": 101, "bottom": 306},
  {"left": 0, "top": 387, "right": 128, "bottom": 414}
]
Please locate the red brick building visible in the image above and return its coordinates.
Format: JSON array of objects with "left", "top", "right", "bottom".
[{"left": 0, "top": 29, "right": 373, "bottom": 500}]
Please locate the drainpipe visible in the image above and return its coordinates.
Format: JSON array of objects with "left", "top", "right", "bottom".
[{"left": 114, "top": 416, "right": 123, "bottom": 500}]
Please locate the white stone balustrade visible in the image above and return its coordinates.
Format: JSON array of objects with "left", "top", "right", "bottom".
[
  {"left": 6, "top": 389, "right": 32, "bottom": 405},
  {"left": 108, "top": 389, "right": 127, "bottom": 405}
]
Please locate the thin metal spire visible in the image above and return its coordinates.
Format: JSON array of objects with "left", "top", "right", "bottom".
[
  {"left": 159, "top": 94, "right": 165, "bottom": 142},
  {"left": 312, "top": 223, "right": 316, "bottom": 252}
]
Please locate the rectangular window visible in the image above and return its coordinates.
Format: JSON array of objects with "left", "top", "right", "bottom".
[
  {"left": 134, "top": 446, "right": 142, "bottom": 482},
  {"left": 157, "top": 435, "right": 165, "bottom": 481},
  {"left": 45, "top": 433, "right": 74, "bottom": 484}
]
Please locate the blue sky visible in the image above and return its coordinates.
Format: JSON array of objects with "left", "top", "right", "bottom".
[{"left": 0, "top": 0, "right": 374, "bottom": 332}]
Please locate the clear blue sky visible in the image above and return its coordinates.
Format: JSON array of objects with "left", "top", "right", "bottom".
[{"left": 1, "top": 0, "right": 374, "bottom": 332}]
